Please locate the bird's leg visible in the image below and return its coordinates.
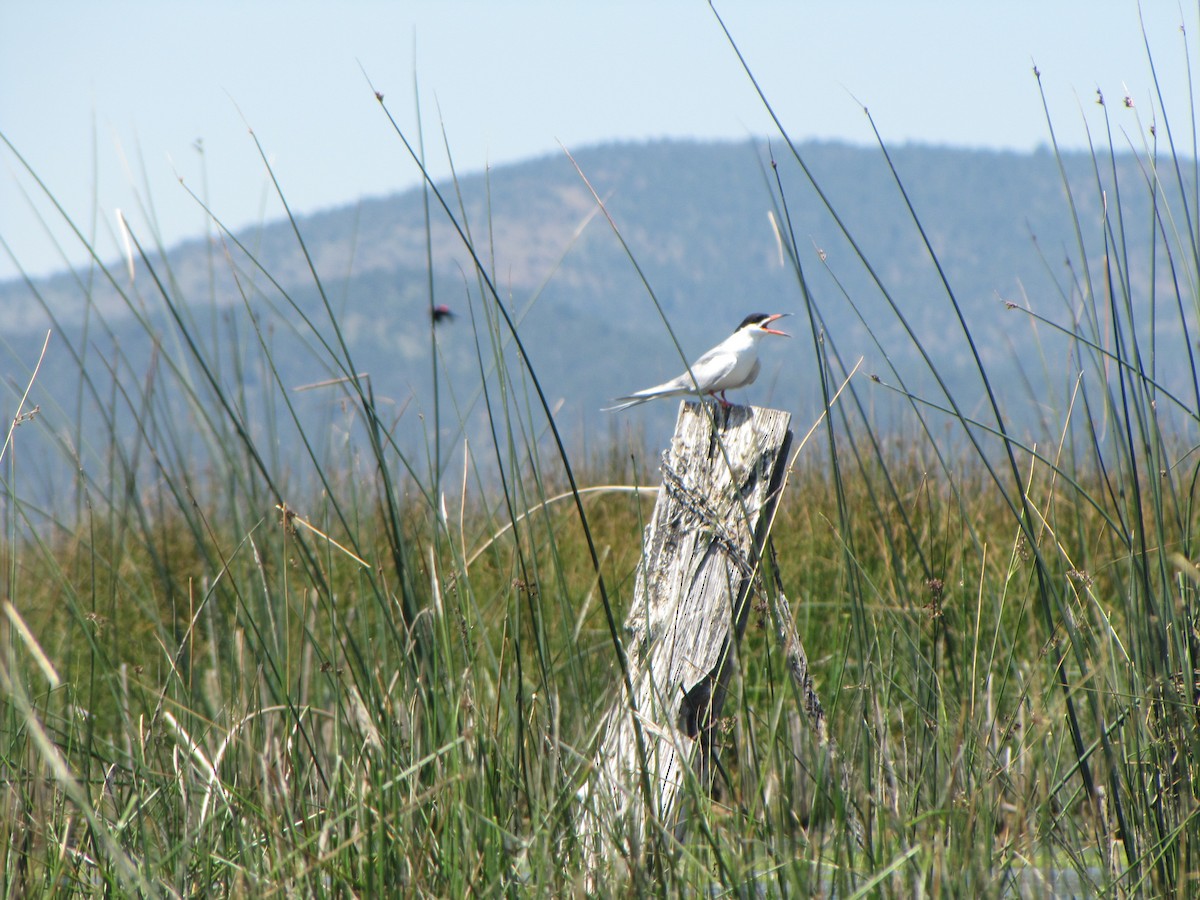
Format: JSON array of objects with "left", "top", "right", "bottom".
[{"left": 717, "top": 390, "right": 732, "bottom": 409}]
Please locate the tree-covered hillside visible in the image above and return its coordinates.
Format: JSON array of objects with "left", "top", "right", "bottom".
[{"left": 0, "top": 138, "right": 1192, "bottom": 478}]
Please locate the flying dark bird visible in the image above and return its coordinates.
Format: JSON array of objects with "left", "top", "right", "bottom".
[{"left": 431, "top": 304, "right": 456, "bottom": 324}]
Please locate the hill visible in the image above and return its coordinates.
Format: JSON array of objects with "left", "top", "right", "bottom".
[{"left": 0, "top": 137, "right": 1193, "bottom": 485}]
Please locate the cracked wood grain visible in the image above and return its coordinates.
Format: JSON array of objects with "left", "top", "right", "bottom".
[{"left": 577, "top": 401, "right": 792, "bottom": 877}]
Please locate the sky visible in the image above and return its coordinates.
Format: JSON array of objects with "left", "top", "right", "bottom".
[{"left": 0, "top": 1, "right": 1194, "bottom": 282}]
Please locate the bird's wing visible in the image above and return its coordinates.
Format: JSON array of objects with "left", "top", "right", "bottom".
[
  {"left": 686, "top": 351, "right": 740, "bottom": 393},
  {"left": 603, "top": 352, "right": 741, "bottom": 411}
]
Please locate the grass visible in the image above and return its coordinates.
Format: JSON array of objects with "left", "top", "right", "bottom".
[{"left": 2, "top": 10, "right": 1200, "bottom": 896}]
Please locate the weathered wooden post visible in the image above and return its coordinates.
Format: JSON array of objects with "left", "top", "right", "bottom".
[{"left": 577, "top": 400, "right": 792, "bottom": 878}]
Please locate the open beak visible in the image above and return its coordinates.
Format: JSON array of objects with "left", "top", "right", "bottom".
[{"left": 761, "top": 312, "right": 791, "bottom": 337}]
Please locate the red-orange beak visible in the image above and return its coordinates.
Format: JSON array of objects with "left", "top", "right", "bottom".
[{"left": 762, "top": 313, "right": 791, "bottom": 337}]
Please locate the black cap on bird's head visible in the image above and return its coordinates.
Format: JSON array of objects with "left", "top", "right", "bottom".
[{"left": 737, "top": 312, "right": 790, "bottom": 337}]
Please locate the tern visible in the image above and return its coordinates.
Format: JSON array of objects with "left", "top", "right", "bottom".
[{"left": 605, "top": 313, "right": 790, "bottom": 411}]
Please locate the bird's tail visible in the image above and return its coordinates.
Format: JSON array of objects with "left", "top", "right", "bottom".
[
  {"left": 602, "top": 386, "right": 685, "bottom": 412},
  {"left": 602, "top": 396, "right": 650, "bottom": 412}
]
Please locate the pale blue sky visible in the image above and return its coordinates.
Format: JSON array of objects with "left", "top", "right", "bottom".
[{"left": 0, "top": 1, "right": 1193, "bottom": 281}]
